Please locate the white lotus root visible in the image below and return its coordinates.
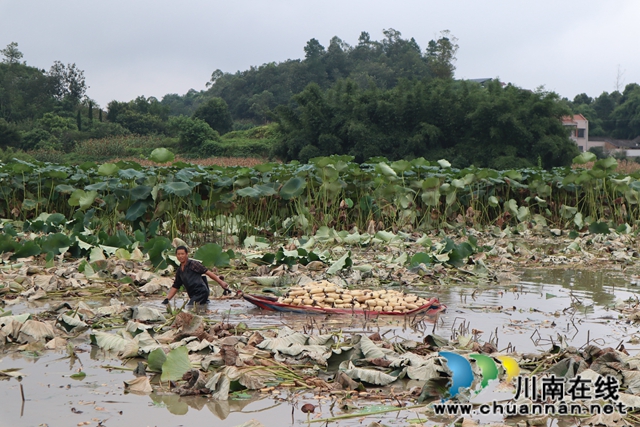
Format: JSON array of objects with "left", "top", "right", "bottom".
[{"left": 276, "top": 280, "right": 430, "bottom": 313}]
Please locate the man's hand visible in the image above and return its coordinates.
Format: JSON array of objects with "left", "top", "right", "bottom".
[{"left": 161, "top": 298, "right": 170, "bottom": 305}]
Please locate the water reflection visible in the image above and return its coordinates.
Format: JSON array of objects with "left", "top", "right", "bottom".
[{"left": 149, "top": 391, "right": 280, "bottom": 420}]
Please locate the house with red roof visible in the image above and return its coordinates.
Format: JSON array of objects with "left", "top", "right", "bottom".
[{"left": 561, "top": 114, "right": 601, "bottom": 152}]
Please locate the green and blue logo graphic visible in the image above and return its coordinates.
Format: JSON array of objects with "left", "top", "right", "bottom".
[{"left": 439, "top": 352, "right": 520, "bottom": 398}]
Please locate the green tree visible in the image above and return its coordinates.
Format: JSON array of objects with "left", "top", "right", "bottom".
[
  {"left": 169, "top": 116, "right": 219, "bottom": 151},
  {"left": 1, "top": 42, "right": 23, "bottom": 64},
  {"left": 47, "top": 61, "right": 87, "bottom": 110},
  {"left": 426, "top": 30, "right": 458, "bottom": 79},
  {"left": 0, "top": 119, "right": 21, "bottom": 148},
  {"left": 192, "top": 97, "right": 233, "bottom": 135},
  {"left": 611, "top": 84, "right": 640, "bottom": 139}
]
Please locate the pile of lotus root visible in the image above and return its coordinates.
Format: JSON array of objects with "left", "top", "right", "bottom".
[{"left": 276, "top": 281, "right": 432, "bottom": 313}]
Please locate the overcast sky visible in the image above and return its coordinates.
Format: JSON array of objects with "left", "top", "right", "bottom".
[{"left": 1, "top": 0, "right": 638, "bottom": 108}]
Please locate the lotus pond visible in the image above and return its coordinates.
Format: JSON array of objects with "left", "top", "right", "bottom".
[
  {"left": 0, "top": 258, "right": 640, "bottom": 427},
  {"left": 2, "top": 152, "right": 640, "bottom": 427}
]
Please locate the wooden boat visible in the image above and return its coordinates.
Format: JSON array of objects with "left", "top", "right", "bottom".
[{"left": 243, "top": 293, "right": 446, "bottom": 316}]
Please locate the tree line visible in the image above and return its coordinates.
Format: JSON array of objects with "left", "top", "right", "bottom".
[{"left": 1, "top": 30, "right": 637, "bottom": 169}]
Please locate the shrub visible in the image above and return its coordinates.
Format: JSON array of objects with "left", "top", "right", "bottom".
[{"left": 28, "top": 148, "right": 66, "bottom": 163}]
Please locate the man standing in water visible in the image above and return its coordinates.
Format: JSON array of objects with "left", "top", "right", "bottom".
[{"left": 162, "top": 245, "right": 232, "bottom": 306}]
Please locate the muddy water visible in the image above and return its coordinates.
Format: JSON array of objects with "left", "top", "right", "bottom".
[{"left": 1, "top": 268, "right": 638, "bottom": 427}]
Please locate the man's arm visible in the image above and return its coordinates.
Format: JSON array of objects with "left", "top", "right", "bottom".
[
  {"left": 205, "top": 270, "right": 230, "bottom": 291},
  {"left": 163, "top": 274, "right": 182, "bottom": 304},
  {"left": 162, "top": 287, "right": 178, "bottom": 304}
]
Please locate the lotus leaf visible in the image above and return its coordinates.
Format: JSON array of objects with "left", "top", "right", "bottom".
[
  {"left": 236, "top": 186, "right": 262, "bottom": 198},
  {"left": 573, "top": 151, "right": 596, "bottom": 164},
  {"left": 147, "top": 348, "right": 167, "bottom": 372},
  {"left": 54, "top": 184, "right": 76, "bottom": 194},
  {"left": 97, "top": 163, "right": 119, "bottom": 176},
  {"left": 125, "top": 200, "right": 149, "bottom": 222},
  {"left": 17, "top": 320, "right": 55, "bottom": 343},
  {"left": 326, "top": 251, "right": 352, "bottom": 275},
  {"left": 410, "top": 252, "right": 432, "bottom": 267},
  {"left": 69, "top": 189, "right": 98, "bottom": 210},
  {"left": 279, "top": 176, "right": 306, "bottom": 200},
  {"left": 84, "top": 181, "right": 108, "bottom": 191},
  {"left": 41, "top": 233, "right": 71, "bottom": 255},
  {"left": 12, "top": 241, "right": 41, "bottom": 259},
  {"left": 124, "top": 376, "right": 153, "bottom": 394},
  {"left": 162, "top": 181, "right": 192, "bottom": 197},
  {"left": 206, "top": 372, "right": 230, "bottom": 400},
  {"left": 593, "top": 157, "right": 618, "bottom": 172},
  {"left": 91, "top": 331, "right": 138, "bottom": 356},
  {"left": 588, "top": 222, "right": 610, "bottom": 235},
  {"left": 340, "top": 361, "right": 397, "bottom": 386},
  {"left": 149, "top": 148, "right": 175, "bottom": 164},
  {"left": 194, "top": 243, "right": 233, "bottom": 268},
  {"left": 161, "top": 346, "right": 192, "bottom": 382}
]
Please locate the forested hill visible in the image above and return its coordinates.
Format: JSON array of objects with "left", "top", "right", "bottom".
[
  {"left": 1, "top": 31, "right": 639, "bottom": 169},
  {"left": 189, "top": 29, "right": 458, "bottom": 123}
]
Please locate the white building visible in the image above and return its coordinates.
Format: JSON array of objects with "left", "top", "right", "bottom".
[{"left": 562, "top": 114, "right": 599, "bottom": 152}]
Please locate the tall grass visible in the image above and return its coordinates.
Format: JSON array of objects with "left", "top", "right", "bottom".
[{"left": 72, "top": 135, "right": 177, "bottom": 161}]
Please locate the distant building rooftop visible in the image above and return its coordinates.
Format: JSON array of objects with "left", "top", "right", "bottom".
[
  {"left": 589, "top": 136, "right": 640, "bottom": 148},
  {"left": 562, "top": 114, "right": 588, "bottom": 124},
  {"left": 468, "top": 78, "right": 493, "bottom": 84}
]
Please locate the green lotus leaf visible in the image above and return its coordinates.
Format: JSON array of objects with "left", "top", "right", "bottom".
[
  {"left": 422, "top": 177, "right": 440, "bottom": 189},
  {"left": 130, "top": 185, "right": 152, "bottom": 201},
  {"left": 46, "top": 213, "right": 66, "bottom": 227},
  {"left": 488, "top": 196, "right": 499, "bottom": 207},
  {"left": 588, "top": 222, "right": 610, "bottom": 235},
  {"left": 421, "top": 190, "right": 440, "bottom": 207},
  {"left": 236, "top": 187, "right": 262, "bottom": 198},
  {"left": 162, "top": 182, "right": 192, "bottom": 197},
  {"left": 54, "top": 184, "right": 76, "bottom": 194},
  {"left": 593, "top": 157, "right": 618, "bottom": 172},
  {"left": 21, "top": 199, "right": 38, "bottom": 211},
  {"left": 12, "top": 162, "right": 33, "bottom": 173},
  {"left": 193, "top": 243, "right": 232, "bottom": 268},
  {"left": 78, "top": 161, "right": 96, "bottom": 171},
  {"left": 149, "top": 148, "right": 175, "bottom": 164},
  {"left": 12, "top": 241, "right": 41, "bottom": 259},
  {"left": 45, "top": 170, "right": 68, "bottom": 179},
  {"left": 376, "top": 162, "right": 397, "bottom": 178},
  {"left": 161, "top": 347, "right": 192, "bottom": 382},
  {"left": 98, "top": 163, "right": 119, "bottom": 176},
  {"left": 69, "top": 189, "right": 98, "bottom": 210},
  {"left": 280, "top": 177, "right": 306, "bottom": 200},
  {"left": 505, "top": 199, "right": 518, "bottom": 215},
  {"left": 411, "top": 157, "right": 430, "bottom": 167},
  {"left": 85, "top": 181, "right": 108, "bottom": 191},
  {"left": 125, "top": 200, "right": 150, "bottom": 222},
  {"left": 437, "top": 159, "right": 451, "bottom": 168},
  {"left": 255, "top": 184, "right": 278, "bottom": 197},
  {"left": 410, "top": 252, "right": 432, "bottom": 267},
  {"left": 572, "top": 152, "right": 596, "bottom": 165},
  {"left": 503, "top": 170, "right": 523, "bottom": 181},
  {"left": 41, "top": 233, "right": 71, "bottom": 255},
  {"left": 144, "top": 237, "right": 172, "bottom": 269},
  {"left": 147, "top": 348, "right": 167, "bottom": 372},
  {"left": 391, "top": 160, "right": 412, "bottom": 174},
  {"left": 119, "top": 168, "right": 146, "bottom": 180},
  {"left": 254, "top": 163, "right": 275, "bottom": 173}
]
